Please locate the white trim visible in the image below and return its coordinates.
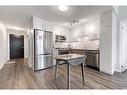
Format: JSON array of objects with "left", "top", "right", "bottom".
[
  {"left": 0, "top": 60, "right": 8, "bottom": 70},
  {"left": 7, "top": 29, "right": 28, "bottom": 60}
]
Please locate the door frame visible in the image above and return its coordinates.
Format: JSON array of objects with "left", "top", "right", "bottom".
[{"left": 9, "top": 33, "right": 25, "bottom": 59}]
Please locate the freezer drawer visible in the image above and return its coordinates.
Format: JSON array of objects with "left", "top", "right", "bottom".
[{"left": 34, "top": 54, "right": 53, "bottom": 70}]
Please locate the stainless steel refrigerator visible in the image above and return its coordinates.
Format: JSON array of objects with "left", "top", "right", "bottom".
[{"left": 34, "top": 29, "right": 53, "bottom": 71}]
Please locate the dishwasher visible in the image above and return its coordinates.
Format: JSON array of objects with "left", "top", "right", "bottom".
[{"left": 85, "top": 50, "right": 100, "bottom": 70}]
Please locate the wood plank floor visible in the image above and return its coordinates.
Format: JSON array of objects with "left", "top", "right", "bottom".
[{"left": 0, "top": 58, "right": 127, "bottom": 89}]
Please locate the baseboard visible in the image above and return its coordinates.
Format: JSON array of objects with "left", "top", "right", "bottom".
[
  {"left": 115, "top": 68, "right": 121, "bottom": 72},
  {"left": 0, "top": 60, "right": 9, "bottom": 70},
  {"left": 0, "top": 64, "right": 4, "bottom": 70},
  {"left": 100, "top": 69, "right": 114, "bottom": 75},
  {"left": 28, "top": 59, "right": 33, "bottom": 68}
]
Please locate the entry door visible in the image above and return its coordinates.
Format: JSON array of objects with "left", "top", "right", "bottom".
[{"left": 10, "top": 34, "right": 24, "bottom": 59}]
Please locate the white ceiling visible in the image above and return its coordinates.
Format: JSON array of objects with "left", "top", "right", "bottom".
[{"left": 0, "top": 6, "right": 111, "bottom": 31}]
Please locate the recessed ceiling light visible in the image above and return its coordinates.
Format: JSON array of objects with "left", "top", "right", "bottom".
[{"left": 59, "top": 5, "right": 69, "bottom": 11}]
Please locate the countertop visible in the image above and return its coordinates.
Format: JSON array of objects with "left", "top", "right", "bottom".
[
  {"left": 53, "top": 54, "right": 86, "bottom": 60},
  {"left": 55, "top": 48, "right": 68, "bottom": 49},
  {"left": 55, "top": 48, "right": 99, "bottom": 51},
  {"left": 71, "top": 48, "right": 99, "bottom": 50},
  {"left": 71, "top": 49, "right": 100, "bottom": 54}
]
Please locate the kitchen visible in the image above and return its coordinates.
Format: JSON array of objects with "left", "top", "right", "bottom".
[
  {"left": 27, "top": 6, "right": 118, "bottom": 88},
  {"left": 29, "top": 6, "right": 114, "bottom": 74},
  {"left": 30, "top": 16, "right": 100, "bottom": 70},
  {"left": 0, "top": 6, "right": 126, "bottom": 89},
  {"left": 53, "top": 18, "right": 100, "bottom": 70}
]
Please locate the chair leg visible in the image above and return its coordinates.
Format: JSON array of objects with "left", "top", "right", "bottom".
[
  {"left": 81, "top": 63, "right": 85, "bottom": 84},
  {"left": 55, "top": 60, "right": 59, "bottom": 80}
]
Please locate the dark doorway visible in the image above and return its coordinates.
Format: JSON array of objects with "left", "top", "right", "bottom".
[{"left": 10, "top": 34, "right": 24, "bottom": 59}]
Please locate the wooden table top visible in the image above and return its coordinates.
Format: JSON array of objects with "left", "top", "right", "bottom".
[{"left": 53, "top": 54, "right": 86, "bottom": 61}]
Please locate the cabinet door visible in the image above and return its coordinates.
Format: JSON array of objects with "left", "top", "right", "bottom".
[
  {"left": 33, "top": 17, "right": 43, "bottom": 30},
  {"left": 33, "top": 17, "right": 53, "bottom": 31},
  {"left": 100, "top": 26, "right": 112, "bottom": 72},
  {"left": 42, "top": 23, "right": 46, "bottom": 30},
  {"left": 70, "top": 28, "right": 81, "bottom": 42},
  {"left": 100, "top": 11, "right": 112, "bottom": 27},
  {"left": 46, "top": 22, "right": 53, "bottom": 31}
]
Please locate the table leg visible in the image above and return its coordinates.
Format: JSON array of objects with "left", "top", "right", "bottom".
[
  {"left": 67, "top": 61, "right": 70, "bottom": 89},
  {"left": 81, "top": 63, "right": 85, "bottom": 84},
  {"left": 55, "top": 59, "right": 59, "bottom": 80}
]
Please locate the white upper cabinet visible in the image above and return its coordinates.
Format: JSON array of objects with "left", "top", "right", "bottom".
[
  {"left": 70, "top": 28, "right": 81, "bottom": 42},
  {"left": 33, "top": 16, "right": 53, "bottom": 31},
  {"left": 46, "top": 21, "right": 53, "bottom": 31},
  {"left": 33, "top": 17, "right": 43, "bottom": 30},
  {"left": 41, "top": 20, "right": 46, "bottom": 30},
  {"left": 100, "top": 10, "right": 112, "bottom": 27},
  {"left": 70, "top": 19, "right": 100, "bottom": 42}
]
